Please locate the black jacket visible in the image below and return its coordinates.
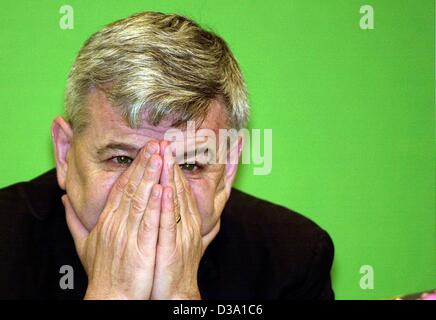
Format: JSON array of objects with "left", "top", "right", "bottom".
[{"left": 0, "top": 169, "right": 334, "bottom": 300}]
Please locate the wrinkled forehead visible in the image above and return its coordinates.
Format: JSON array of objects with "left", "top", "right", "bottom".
[{"left": 80, "top": 88, "right": 231, "bottom": 151}]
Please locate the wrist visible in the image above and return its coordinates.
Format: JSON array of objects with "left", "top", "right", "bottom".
[
  {"left": 170, "top": 288, "right": 202, "bottom": 300},
  {"left": 84, "top": 285, "right": 129, "bottom": 300}
]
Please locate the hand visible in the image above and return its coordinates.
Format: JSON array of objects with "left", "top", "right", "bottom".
[
  {"left": 150, "top": 143, "right": 202, "bottom": 299},
  {"left": 62, "top": 141, "right": 163, "bottom": 300},
  {"left": 150, "top": 143, "right": 213, "bottom": 300}
]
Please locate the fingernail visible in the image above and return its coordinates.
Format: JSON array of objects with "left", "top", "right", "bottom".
[
  {"left": 150, "top": 156, "right": 160, "bottom": 169},
  {"left": 167, "top": 188, "right": 173, "bottom": 199},
  {"left": 143, "top": 146, "right": 151, "bottom": 159},
  {"left": 147, "top": 142, "right": 157, "bottom": 155}
]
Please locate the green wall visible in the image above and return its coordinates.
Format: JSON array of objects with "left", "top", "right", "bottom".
[{"left": 0, "top": 0, "right": 434, "bottom": 299}]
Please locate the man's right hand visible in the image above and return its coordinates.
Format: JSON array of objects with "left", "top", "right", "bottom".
[{"left": 62, "top": 141, "right": 162, "bottom": 300}]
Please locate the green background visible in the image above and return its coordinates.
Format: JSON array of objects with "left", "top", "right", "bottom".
[{"left": 0, "top": 0, "right": 434, "bottom": 299}]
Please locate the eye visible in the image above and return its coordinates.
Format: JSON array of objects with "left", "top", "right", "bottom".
[
  {"left": 110, "top": 155, "right": 133, "bottom": 166},
  {"left": 179, "top": 162, "right": 202, "bottom": 172}
]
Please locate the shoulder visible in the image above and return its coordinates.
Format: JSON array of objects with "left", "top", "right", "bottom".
[
  {"left": 224, "top": 188, "right": 334, "bottom": 252},
  {"left": 0, "top": 169, "right": 61, "bottom": 298},
  {"left": 0, "top": 169, "right": 60, "bottom": 226},
  {"left": 219, "top": 188, "right": 335, "bottom": 299}
]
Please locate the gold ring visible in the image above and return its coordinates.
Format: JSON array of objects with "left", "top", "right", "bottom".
[{"left": 176, "top": 214, "right": 181, "bottom": 224}]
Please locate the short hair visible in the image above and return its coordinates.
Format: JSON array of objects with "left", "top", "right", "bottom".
[{"left": 65, "top": 11, "right": 249, "bottom": 133}]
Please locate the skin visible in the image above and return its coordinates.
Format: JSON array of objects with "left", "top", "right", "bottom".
[{"left": 51, "top": 88, "right": 243, "bottom": 299}]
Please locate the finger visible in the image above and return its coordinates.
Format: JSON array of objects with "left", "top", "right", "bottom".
[
  {"left": 62, "top": 194, "right": 89, "bottom": 252},
  {"left": 115, "top": 141, "right": 160, "bottom": 222},
  {"left": 158, "top": 186, "right": 177, "bottom": 248},
  {"left": 126, "top": 153, "right": 162, "bottom": 235},
  {"left": 159, "top": 140, "right": 170, "bottom": 158},
  {"left": 136, "top": 184, "right": 162, "bottom": 254},
  {"left": 161, "top": 144, "right": 181, "bottom": 219},
  {"left": 102, "top": 141, "right": 157, "bottom": 218},
  {"left": 178, "top": 166, "right": 199, "bottom": 218},
  {"left": 173, "top": 164, "right": 191, "bottom": 223},
  {"left": 159, "top": 140, "right": 172, "bottom": 187}
]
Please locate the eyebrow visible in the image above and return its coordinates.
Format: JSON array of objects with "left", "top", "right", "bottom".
[
  {"left": 96, "top": 141, "right": 141, "bottom": 156},
  {"left": 177, "top": 146, "right": 217, "bottom": 163},
  {"left": 95, "top": 140, "right": 219, "bottom": 162}
]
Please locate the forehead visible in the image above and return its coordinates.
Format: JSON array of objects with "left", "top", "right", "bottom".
[{"left": 81, "top": 89, "right": 229, "bottom": 146}]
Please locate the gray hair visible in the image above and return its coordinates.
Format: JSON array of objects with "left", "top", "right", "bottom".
[{"left": 65, "top": 11, "right": 249, "bottom": 133}]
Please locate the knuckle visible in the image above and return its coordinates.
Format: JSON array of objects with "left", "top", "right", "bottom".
[
  {"left": 124, "top": 182, "right": 136, "bottom": 198},
  {"left": 131, "top": 196, "right": 146, "bottom": 212},
  {"left": 176, "top": 182, "right": 185, "bottom": 194},
  {"left": 161, "top": 222, "right": 177, "bottom": 233},
  {"left": 141, "top": 220, "right": 155, "bottom": 233},
  {"left": 148, "top": 199, "right": 160, "bottom": 212},
  {"left": 144, "top": 167, "right": 158, "bottom": 181},
  {"left": 173, "top": 201, "right": 180, "bottom": 213}
]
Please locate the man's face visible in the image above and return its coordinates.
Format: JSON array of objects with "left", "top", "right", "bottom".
[{"left": 53, "top": 89, "right": 240, "bottom": 236}]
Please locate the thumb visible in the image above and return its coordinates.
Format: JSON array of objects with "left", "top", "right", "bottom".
[{"left": 62, "top": 194, "right": 89, "bottom": 252}]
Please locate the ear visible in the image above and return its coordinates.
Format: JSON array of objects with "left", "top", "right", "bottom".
[
  {"left": 51, "top": 116, "right": 73, "bottom": 190},
  {"left": 223, "top": 133, "right": 244, "bottom": 194}
]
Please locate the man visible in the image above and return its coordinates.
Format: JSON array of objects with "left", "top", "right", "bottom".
[{"left": 0, "top": 11, "right": 334, "bottom": 299}]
